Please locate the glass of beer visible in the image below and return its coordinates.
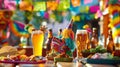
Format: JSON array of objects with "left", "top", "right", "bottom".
[
  {"left": 75, "top": 30, "right": 88, "bottom": 58},
  {"left": 31, "top": 30, "right": 44, "bottom": 57}
]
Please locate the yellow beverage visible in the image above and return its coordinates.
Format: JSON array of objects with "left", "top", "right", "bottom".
[
  {"left": 75, "top": 30, "right": 88, "bottom": 58},
  {"left": 31, "top": 30, "right": 44, "bottom": 56}
]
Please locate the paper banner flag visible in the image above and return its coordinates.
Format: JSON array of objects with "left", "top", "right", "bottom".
[
  {"left": 95, "top": 10, "right": 102, "bottom": 19},
  {"left": 84, "top": 0, "right": 92, "bottom": 4},
  {"left": 19, "top": 1, "right": 33, "bottom": 11},
  {"left": 90, "top": 5, "right": 99, "bottom": 13},
  {"left": 33, "top": 2, "right": 46, "bottom": 11},
  {"left": 72, "top": 16, "right": 80, "bottom": 21},
  {"left": 70, "top": 5, "right": 80, "bottom": 15},
  {"left": 47, "top": 1, "right": 58, "bottom": 11},
  {"left": 90, "top": 14, "right": 95, "bottom": 19},
  {"left": 4, "top": 0, "right": 16, "bottom": 10},
  {"left": 44, "top": 12, "right": 49, "bottom": 19},
  {"left": 56, "top": 0, "right": 60, "bottom": 3},
  {"left": 57, "top": 0, "right": 70, "bottom": 11},
  {"left": 71, "top": 0, "right": 80, "bottom": 7},
  {"left": 79, "top": 6, "right": 89, "bottom": 13}
]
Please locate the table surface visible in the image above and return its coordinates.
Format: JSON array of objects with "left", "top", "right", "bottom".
[
  {"left": 57, "top": 62, "right": 117, "bottom": 67},
  {"left": 0, "top": 46, "right": 119, "bottom": 67},
  {"left": 0, "top": 61, "right": 118, "bottom": 67}
]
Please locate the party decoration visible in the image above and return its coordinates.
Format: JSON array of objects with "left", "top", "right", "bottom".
[
  {"left": 84, "top": 0, "right": 93, "bottom": 4},
  {"left": 108, "top": 4, "right": 120, "bottom": 38},
  {"left": 83, "top": 24, "right": 92, "bottom": 34},
  {"left": 50, "top": 13, "right": 56, "bottom": 20},
  {"left": 33, "top": 2, "right": 46, "bottom": 11},
  {"left": 44, "top": 12, "right": 49, "bottom": 19},
  {"left": 9, "top": 21, "right": 29, "bottom": 38},
  {"left": 57, "top": 0, "right": 70, "bottom": 11},
  {"left": 62, "top": 19, "right": 76, "bottom": 56},
  {"left": 70, "top": 5, "right": 80, "bottom": 15},
  {"left": 95, "top": 10, "right": 102, "bottom": 19},
  {"left": 90, "top": 5, "right": 99, "bottom": 13},
  {"left": 19, "top": 1, "right": 33, "bottom": 11},
  {"left": 47, "top": 1, "right": 58, "bottom": 11},
  {"left": 51, "top": 37, "right": 65, "bottom": 53},
  {"left": 72, "top": 15, "right": 80, "bottom": 21},
  {"left": 79, "top": 6, "right": 89, "bottom": 13},
  {"left": 71, "top": 0, "right": 80, "bottom": 7},
  {"left": 24, "top": 24, "right": 35, "bottom": 33},
  {"left": 39, "top": 11, "right": 45, "bottom": 17},
  {"left": 4, "top": 0, "right": 16, "bottom": 10},
  {"left": 108, "top": 4, "right": 120, "bottom": 14}
]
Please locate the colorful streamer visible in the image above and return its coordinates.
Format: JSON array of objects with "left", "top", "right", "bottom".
[
  {"left": 9, "top": 21, "right": 29, "bottom": 37},
  {"left": 108, "top": 5, "right": 120, "bottom": 38}
]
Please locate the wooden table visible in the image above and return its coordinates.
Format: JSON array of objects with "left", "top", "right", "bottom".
[
  {"left": 0, "top": 61, "right": 55, "bottom": 67},
  {"left": 0, "top": 61, "right": 119, "bottom": 67},
  {"left": 56, "top": 62, "right": 117, "bottom": 67}
]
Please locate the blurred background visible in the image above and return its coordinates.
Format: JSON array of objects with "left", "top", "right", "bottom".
[{"left": 0, "top": 0, "right": 120, "bottom": 47}]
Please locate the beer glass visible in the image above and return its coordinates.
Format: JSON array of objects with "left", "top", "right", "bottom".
[
  {"left": 31, "top": 30, "right": 44, "bottom": 56},
  {"left": 75, "top": 30, "right": 88, "bottom": 58}
]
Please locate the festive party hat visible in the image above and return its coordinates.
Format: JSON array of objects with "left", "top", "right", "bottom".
[{"left": 67, "top": 19, "right": 73, "bottom": 29}]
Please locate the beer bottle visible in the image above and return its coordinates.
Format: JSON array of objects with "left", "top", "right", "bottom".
[
  {"left": 106, "top": 29, "right": 115, "bottom": 53},
  {"left": 57, "top": 28, "right": 62, "bottom": 39},
  {"left": 114, "top": 36, "right": 120, "bottom": 50},
  {"left": 91, "top": 28, "right": 98, "bottom": 48},
  {"left": 46, "top": 29, "right": 53, "bottom": 54}
]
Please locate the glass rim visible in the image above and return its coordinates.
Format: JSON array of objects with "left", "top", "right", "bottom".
[{"left": 76, "top": 29, "right": 87, "bottom": 34}]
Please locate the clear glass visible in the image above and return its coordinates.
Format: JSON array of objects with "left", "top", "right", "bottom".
[
  {"left": 75, "top": 30, "right": 88, "bottom": 59},
  {"left": 31, "top": 30, "right": 44, "bottom": 56}
]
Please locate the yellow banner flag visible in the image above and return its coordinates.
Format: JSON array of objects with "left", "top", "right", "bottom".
[
  {"left": 19, "top": 1, "right": 33, "bottom": 11},
  {"left": 71, "top": 0, "right": 80, "bottom": 7},
  {"left": 47, "top": 1, "right": 58, "bottom": 11},
  {"left": 33, "top": 2, "right": 46, "bottom": 11}
]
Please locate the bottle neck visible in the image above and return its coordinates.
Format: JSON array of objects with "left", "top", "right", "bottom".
[{"left": 48, "top": 32, "right": 53, "bottom": 38}]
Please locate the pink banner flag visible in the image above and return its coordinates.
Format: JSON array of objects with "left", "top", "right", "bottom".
[
  {"left": 84, "top": 0, "right": 92, "bottom": 4},
  {"left": 4, "top": 0, "right": 16, "bottom": 10},
  {"left": 90, "top": 5, "right": 99, "bottom": 13},
  {"left": 0, "top": 0, "right": 2, "bottom": 9}
]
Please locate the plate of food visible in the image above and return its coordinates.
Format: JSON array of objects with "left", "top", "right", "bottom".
[
  {"left": 0, "top": 60, "right": 46, "bottom": 64},
  {"left": 86, "top": 53, "right": 120, "bottom": 65},
  {"left": 0, "top": 55, "right": 46, "bottom": 64},
  {"left": 54, "top": 53, "right": 73, "bottom": 62}
]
